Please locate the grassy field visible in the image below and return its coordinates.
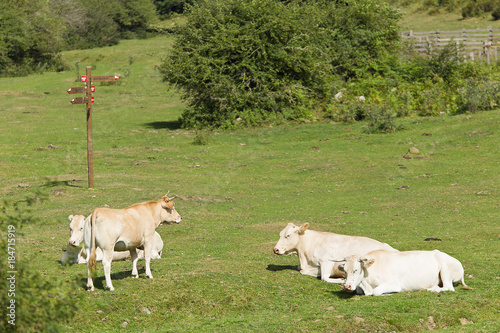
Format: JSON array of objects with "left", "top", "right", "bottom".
[
  {"left": 1, "top": 32, "right": 499, "bottom": 332},
  {"left": 397, "top": 4, "right": 500, "bottom": 32}
]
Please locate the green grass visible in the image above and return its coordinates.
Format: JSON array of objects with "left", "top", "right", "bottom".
[
  {"left": 398, "top": 4, "right": 500, "bottom": 32},
  {"left": 1, "top": 33, "right": 499, "bottom": 332}
]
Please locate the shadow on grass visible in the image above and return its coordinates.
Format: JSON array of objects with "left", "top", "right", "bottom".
[
  {"left": 266, "top": 264, "right": 298, "bottom": 272},
  {"left": 43, "top": 179, "right": 84, "bottom": 188},
  {"left": 329, "top": 290, "right": 360, "bottom": 299},
  {"left": 144, "top": 121, "right": 182, "bottom": 130},
  {"left": 79, "top": 267, "right": 146, "bottom": 290}
]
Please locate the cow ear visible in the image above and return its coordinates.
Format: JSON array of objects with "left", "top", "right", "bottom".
[
  {"left": 298, "top": 223, "right": 309, "bottom": 234},
  {"left": 361, "top": 258, "right": 375, "bottom": 268},
  {"left": 161, "top": 198, "right": 174, "bottom": 210},
  {"left": 68, "top": 215, "right": 74, "bottom": 221}
]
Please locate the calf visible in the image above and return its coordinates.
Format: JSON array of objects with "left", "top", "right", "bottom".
[
  {"left": 273, "top": 223, "right": 397, "bottom": 284},
  {"left": 335, "top": 249, "right": 471, "bottom": 296}
]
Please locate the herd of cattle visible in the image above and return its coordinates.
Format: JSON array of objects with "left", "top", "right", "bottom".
[{"left": 61, "top": 195, "right": 471, "bottom": 296}]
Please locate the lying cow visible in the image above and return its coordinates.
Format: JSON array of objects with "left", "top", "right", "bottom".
[
  {"left": 273, "top": 223, "right": 397, "bottom": 284},
  {"left": 334, "top": 249, "right": 471, "bottom": 296},
  {"left": 61, "top": 215, "right": 163, "bottom": 265},
  {"left": 87, "top": 194, "right": 182, "bottom": 291}
]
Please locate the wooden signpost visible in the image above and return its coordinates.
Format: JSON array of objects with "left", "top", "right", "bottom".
[{"left": 68, "top": 66, "right": 118, "bottom": 189}]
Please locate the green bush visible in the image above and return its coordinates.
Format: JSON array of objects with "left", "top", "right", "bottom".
[
  {"left": 455, "top": 79, "right": 500, "bottom": 114},
  {"left": 0, "top": 0, "right": 66, "bottom": 76},
  {"left": 159, "top": 0, "right": 401, "bottom": 129},
  {"left": 0, "top": 193, "right": 79, "bottom": 332},
  {"left": 492, "top": 5, "right": 500, "bottom": 20},
  {"left": 362, "top": 104, "right": 403, "bottom": 134}
]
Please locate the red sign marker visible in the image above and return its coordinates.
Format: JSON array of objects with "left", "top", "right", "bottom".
[
  {"left": 71, "top": 97, "right": 94, "bottom": 104},
  {"left": 81, "top": 76, "right": 87, "bottom": 82}
]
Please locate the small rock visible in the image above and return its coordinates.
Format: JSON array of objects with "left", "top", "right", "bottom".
[
  {"left": 141, "top": 307, "right": 151, "bottom": 315},
  {"left": 459, "top": 318, "right": 473, "bottom": 325},
  {"left": 121, "top": 321, "right": 128, "bottom": 328},
  {"left": 409, "top": 147, "right": 419, "bottom": 154}
]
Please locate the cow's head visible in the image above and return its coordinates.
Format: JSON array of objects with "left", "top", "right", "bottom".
[
  {"left": 160, "top": 194, "right": 182, "bottom": 224},
  {"left": 334, "top": 255, "right": 375, "bottom": 292},
  {"left": 273, "top": 223, "right": 309, "bottom": 255},
  {"left": 68, "top": 215, "right": 86, "bottom": 247}
]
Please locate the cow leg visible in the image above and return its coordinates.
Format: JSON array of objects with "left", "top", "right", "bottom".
[
  {"left": 130, "top": 249, "right": 139, "bottom": 278},
  {"left": 372, "top": 282, "right": 402, "bottom": 296},
  {"left": 437, "top": 268, "right": 455, "bottom": 292},
  {"left": 320, "top": 260, "right": 345, "bottom": 284},
  {"left": 102, "top": 249, "right": 115, "bottom": 291},
  {"left": 298, "top": 254, "right": 320, "bottom": 277},
  {"left": 144, "top": 242, "right": 154, "bottom": 279},
  {"left": 86, "top": 247, "right": 94, "bottom": 291}
]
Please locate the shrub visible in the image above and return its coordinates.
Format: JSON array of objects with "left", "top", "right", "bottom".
[
  {"left": 362, "top": 104, "right": 403, "bottom": 134},
  {"left": 0, "top": 193, "right": 79, "bottom": 332},
  {"left": 0, "top": 0, "right": 65, "bottom": 76},
  {"left": 455, "top": 79, "right": 500, "bottom": 114},
  {"left": 492, "top": 5, "right": 500, "bottom": 20},
  {"left": 159, "top": 0, "right": 401, "bottom": 129}
]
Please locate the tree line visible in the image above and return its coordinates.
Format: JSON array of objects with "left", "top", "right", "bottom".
[{"left": 0, "top": 0, "right": 162, "bottom": 76}]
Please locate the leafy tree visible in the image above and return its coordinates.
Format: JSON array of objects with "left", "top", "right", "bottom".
[
  {"left": 159, "top": 0, "right": 401, "bottom": 129},
  {"left": 0, "top": 0, "right": 65, "bottom": 76},
  {"left": 154, "top": 0, "right": 195, "bottom": 17}
]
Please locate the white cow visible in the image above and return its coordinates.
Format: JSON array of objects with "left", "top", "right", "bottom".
[
  {"left": 334, "top": 249, "right": 471, "bottom": 296},
  {"left": 61, "top": 215, "right": 163, "bottom": 265},
  {"left": 273, "top": 223, "right": 397, "bottom": 284},
  {"left": 87, "top": 194, "right": 182, "bottom": 291}
]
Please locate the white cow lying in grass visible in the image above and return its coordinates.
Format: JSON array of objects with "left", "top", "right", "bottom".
[
  {"left": 334, "top": 249, "right": 472, "bottom": 296},
  {"left": 273, "top": 223, "right": 397, "bottom": 284},
  {"left": 61, "top": 215, "right": 164, "bottom": 265}
]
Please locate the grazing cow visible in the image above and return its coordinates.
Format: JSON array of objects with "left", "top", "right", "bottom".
[
  {"left": 273, "top": 223, "right": 397, "bottom": 284},
  {"left": 334, "top": 249, "right": 471, "bottom": 296},
  {"left": 61, "top": 215, "right": 163, "bottom": 265},
  {"left": 87, "top": 194, "right": 182, "bottom": 291}
]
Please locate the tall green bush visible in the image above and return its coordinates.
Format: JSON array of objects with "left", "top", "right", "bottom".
[
  {"left": 159, "top": 0, "right": 401, "bottom": 129},
  {"left": 0, "top": 0, "right": 66, "bottom": 76}
]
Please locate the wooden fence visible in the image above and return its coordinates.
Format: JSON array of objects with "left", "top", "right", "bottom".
[{"left": 401, "top": 26, "right": 500, "bottom": 63}]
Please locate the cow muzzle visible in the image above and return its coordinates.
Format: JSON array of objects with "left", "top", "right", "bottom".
[{"left": 273, "top": 248, "right": 281, "bottom": 255}]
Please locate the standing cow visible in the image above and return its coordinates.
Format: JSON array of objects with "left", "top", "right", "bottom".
[
  {"left": 87, "top": 194, "right": 182, "bottom": 291},
  {"left": 273, "top": 223, "right": 397, "bottom": 284},
  {"left": 61, "top": 214, "right": 164, "bottom": 265},
  {"left": 334, "top": 249, "right": 471, "bottom": 296}
]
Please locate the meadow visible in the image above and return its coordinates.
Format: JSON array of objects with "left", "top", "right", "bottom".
[{"left": 1, "top": 32, "right": 499, "bottom": 331}]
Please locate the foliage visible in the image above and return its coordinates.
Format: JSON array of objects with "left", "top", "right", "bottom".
[
  {"left": 0, "top": 192, "right": 79, "bottom": 332},
  {"left": 0, "top": 0, "right": 66, "bottom": 76},
  {"left": 154, "top": 0, "right": 195, "bottom": 17},
  {"left": 492, "top": 4, "right": 500, "bottom": 20},
  {"left": 362, "top": 104, "right": 403, "bottom": 134},
  {"left": 159, "top": 0, "right": 401, "bottom": 129},
  {"left": 462, "top": 0, "right": 496, "bottom": 18}
]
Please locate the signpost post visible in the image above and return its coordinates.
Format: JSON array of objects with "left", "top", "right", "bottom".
[{"left": 68, "top": 66, "right": 118, "bottom": 189}]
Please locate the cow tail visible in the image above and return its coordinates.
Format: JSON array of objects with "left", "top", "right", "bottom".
[{"left": 88, "top": 210, "right": 98, "bottom": 272}]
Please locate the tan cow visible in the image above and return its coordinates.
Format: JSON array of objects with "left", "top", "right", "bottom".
[
  {"left": 334, "top": 249, "right": 471, "bottom": 296},
  {"left": 61, "top": 215, "right": 163, "bottom": 265},
  {"left": 87, "top": 194, "right": 182, "bottom": 291},
  {"left": 273, "top": 223, "right": 397, "bottom": 284}
]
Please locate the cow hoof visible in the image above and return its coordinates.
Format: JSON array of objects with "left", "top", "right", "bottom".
[
  {"left": 132, "top": 275, "right": 138, "bottom": 279},
  {"left": 107, "top": 287, "right": 115, "bottom": 291},
  {"left": 87, "top": 286, "right": 94, "bottom": 292}
]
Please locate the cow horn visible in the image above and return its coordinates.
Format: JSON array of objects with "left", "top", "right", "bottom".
[
  {"left": 169, "top": 195, "right": 177, "bottom": 200},
  {"left": 165, "top": 191, "right": 170, "bottom": 198}
]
